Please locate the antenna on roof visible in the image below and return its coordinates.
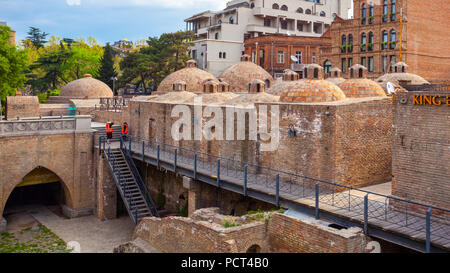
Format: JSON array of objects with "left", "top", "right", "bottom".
[
  {"left": 290, "top": 56, "right": 298, "bottom": 63},
  {"left": 386, "top": 82, "right": 395, "bottom": 95}
]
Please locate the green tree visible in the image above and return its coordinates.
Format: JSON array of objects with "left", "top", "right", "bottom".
[
  {"left": 26, "top": 27, "right": 48, "bottom": 49},
  {"left": 0, "top": 25, "right": 29, "bottom": 114},
  {"left": 97, "top": 43, "right": 118, "bottom": 91}
]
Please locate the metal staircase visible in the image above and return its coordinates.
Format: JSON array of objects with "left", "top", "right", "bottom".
[{"left": 103, "top": 144, "right": 159, "bottom": 225}]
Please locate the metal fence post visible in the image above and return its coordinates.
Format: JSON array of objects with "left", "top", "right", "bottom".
[
  {"left": 128, "top": 136, "right": 132, "bottom": 151},
  {"left": 194, "top": 153, "right": 197, "bottom": 180},
  {"left": 120, "top": 136, "right": 123, "bottom": 150},
  {"left": 244, "top": 165, "right": 248, "bottom": 196},
  {"left": 276, "top": 173, "right": 280, "bottom": 207},
  {"left": 426, "top": 207, "right": 432, "bottom": 253},
  {"left": 99, "top": 136, "right": 102, "bottom": 156},
  {"left": 174, "top": 149, "right": 177, "bottom": 173},
  {"left": 217, "top": 160, "right": 220, "bottom": 187},
  {"left": 364, "top": 194, "right": 369, "bottom": 235},
  {"left": 157, "top": 144, "right": 160, "bottom": 169},
  {"left": 315, "top": 182, "right": 320, "bottom": 219},
  {"left": 142, "top": 140, "right": 145, "bottom": 162}
]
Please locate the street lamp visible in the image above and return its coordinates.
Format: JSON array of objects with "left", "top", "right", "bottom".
[{"left": 110, "top": 77, "right": 118, "bottom": 96}]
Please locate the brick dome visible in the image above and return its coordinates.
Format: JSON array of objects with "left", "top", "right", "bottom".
[
  {"left": 157, "top": 60, "right": 218, "bottom": 92},
  {"left": 219, "top": 55, "right": 274, "bottom": 93},
  {"left": 60, "top": 74, "right": 113, "bottom": 99},
  {"left": 279, "top": 80, "right": 346, "bottom": 103},
  {"left": 339, "top": 79, "right": 387, "bottom": 98}
]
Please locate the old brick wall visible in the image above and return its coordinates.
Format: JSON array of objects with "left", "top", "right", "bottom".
[
  {"left": 93, "top": 109, "right": 130, "bottom": 125},
  {"left": 392, "top": 91, "right": 450, "bottom": 210},
  {"left": 267, "top": 213, "right": 369, "bottom": 253},
  {"left": 6, "top": 96, "right": 40, "bottom": 119},
  {"left": 0, "top": 132, "right": 96, "bottom": 220}
]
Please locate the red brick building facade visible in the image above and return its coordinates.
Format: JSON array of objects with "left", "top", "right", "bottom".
[
  {"left": 244, "top": 33, "right": 331, "bottom": 78},
  {"left": 319, "top": 0, "right": 450, "bottom": 82}
]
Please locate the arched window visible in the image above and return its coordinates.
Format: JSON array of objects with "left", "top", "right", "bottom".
[
  {"left": 229, "top": 17, "right": 234, "bottom": 24},
  {"left": 320, "top": 11, "right": 326, "bottom": 17},
  {"left": 281, "top": 5, "right": 288, "bottom": 11},
  {"left": 324, "top": 60, "right": 332, "bottom": 75},
  {"left": 383, "top": 0, "right": 388, "bottom": 22},
  {"left": 272, "top": 3, "right": 279, "bottom": 10},
  {"left": 215, "top": 33, "right": 219, "bottom": 40},
  {"left": 369, "top": 2, "right": 374, "bottom": 24},
  {"left": 219, "top": 52, "right": 222, "bottom": 58},
  {"left": 280, "top": 20, "right": 288, "bottom": 30},
  {"left": 390, "top": 29, "right": 396, "bottom": 49},
  {"left": 382, "top": 30, "right": 388, "bottom": 49},
  {"left": 348, "top": 34, "right": 353, "bottom": 52},
  {"left": 368, "top": 32, "right": 374, "bottom": 51},
  {"left": 361, "top": 33, "right": 367, "bottom": 52},
  {"left": 297, "top": 7, "right": 303, "bottom": 13},
  {"left": 391, "top": 0, "right": 396, "bottom": 21},
  {"left": 341, "top": 35, "right": 346, "bottom": 53},
  {"left": 223, "top": 52, "right": 226, "bottom": 59},
  {"left": 305, "top": 9, "right": 312, "bottom": 14},
  {"left": 361, "top": 4, "right": 367, "bottom": 25}
]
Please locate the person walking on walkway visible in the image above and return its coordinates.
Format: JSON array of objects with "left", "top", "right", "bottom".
[
  {"left": 106, "top": 122, "right": 114, "bottom": 144},
  {"left": 121, "top": 122, "right": 129, "bottom": 141}
]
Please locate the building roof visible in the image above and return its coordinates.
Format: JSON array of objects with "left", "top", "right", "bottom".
[
  {"left": 59, "top": 74, "right": 113, "bottom": 99},
  {"left": 339, "top": 79, "right": 387, "bottom": 98},
  {"left": 326, "top": 77, "right": 346, "bottom": 86},
  {"left": 279, "top": 80, "right": 346, "bottom": 103},
  {"left": 219, "top": 56, "right": 274, "bottom": 92},
  {"left": 157, "top": 61, "right": 218, "bottom": 92},
  {"left": 225, "top": 92, "right": 280, "bottom": 106},
  {"left": 375, "top": 73, "right": 430, "bottom": 91}
]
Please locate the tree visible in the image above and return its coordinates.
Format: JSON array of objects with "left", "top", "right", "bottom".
[
  {"left": 26, "top": 27, "right": 48, "bottom": 49},
  {"left": 0, "top": 25, "right": 29, "bottom": 114},
  {"left": 97, "top": 43, "right": 118, "bottom": 90},
  {"left": 118, "top": 30, "right": 195, "bottom": 90}
]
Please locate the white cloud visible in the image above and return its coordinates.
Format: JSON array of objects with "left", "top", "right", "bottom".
[
  {"left": 83, "top": 0, "right": 226, "bottom": 10},
  {"left": 66, "top": 0, "right": 81, "bottom": 6}
]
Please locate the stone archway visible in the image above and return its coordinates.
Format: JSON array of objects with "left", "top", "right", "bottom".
[{"left": 1, "top": 165, "right": 74, "bottom": 220}]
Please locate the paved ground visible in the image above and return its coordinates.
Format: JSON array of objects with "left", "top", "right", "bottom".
[{"left": 4, "top": 205, "right": 135, "bottom": 253}]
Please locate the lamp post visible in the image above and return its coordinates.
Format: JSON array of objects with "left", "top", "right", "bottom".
[{"left": 110, "top": 77, "right": 118, "bottom": 96}]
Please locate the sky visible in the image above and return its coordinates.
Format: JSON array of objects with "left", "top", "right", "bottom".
[
  {"left": 0, "top": 0, "right": 227, "bottom": 45},
  {"left": 1, "top": 0, "right": 354, "bottom": 46}
]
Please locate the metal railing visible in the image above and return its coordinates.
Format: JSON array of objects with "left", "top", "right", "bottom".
[{"left": 125, "top": 135, "right": 450, "bottom": 253}]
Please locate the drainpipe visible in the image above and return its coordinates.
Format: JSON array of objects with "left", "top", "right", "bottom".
[{"left": 271, "top": 41, "right": 274, "bottom": 76}]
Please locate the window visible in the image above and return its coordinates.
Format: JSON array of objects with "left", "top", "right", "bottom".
[
  {"left": 280, "top": 20, "right": 288, "bottom": 30},
  {"left": 361, "top": 4, "right": 367, "bottom": 25},
  {"left": 297, "top": 8, "right": 304, "bottom": 13},
  {"left": 223, "top": 52, "right": 226, "bottom": 59},
  {"left": 348, "top": 58, "right": 353, "bottom": 69},
  {"left": 382, "top": 30, "right": 388, "bottom": 50},
  {"left": 391, "top": 0, "right": 396, "bottom": 21},
  {"left": 389, "top": 55, "right": 396, "bottom": 72},
  {"left": 219, "top": 52, "right": 222, "bottom": 59},
  {"left": 305, "top": 9, "right": 312, "bottom": 14},
  {"left": 361, "top": 33, "right": 367, "bottom": 52},
  {"left": 369, "top": 3, "right": 374, "bottom": 24},
  {"left": 215, "top": 33, "right": 219, "bottom": 40},
  {"left": 324, "top": 60, "right": 332, "bottom": 74},
  {"left": 368, "top": 57, "right": 374, "bottom": 72},
  {"left": 341, "top": 58, "right": 346, "bottom": 73},
  {"left": 277, "top": 51, "right": 285, "bottom": 64},
  {"left": 390, "top": 29, "right": 396, "bottom": 49},
  {"left": 348, "top": 34, "right": 353, "bottom": 53},
  {"left": 264, "top": 18, "right": 271, "bottom": 27},
  {"left": 229, "top": 17, "right": 234, "bottom": 24},
  {"left": 312, "top": 52, "right": 316, "bottom": 64},
  {"left": 251, "top": 3, "right": 255, "bottom": 8},
  {"left": 368, "top": 32, "right": 374, "bottom": 51},
  {"left": 320, "top": 11, "right": 326, "bottom": 17},
  {"left": 295, "top": 51, "right": 302, "bottom": 64},
  {"left": 383, "top": 0, "right": 388, "bottom": 22},
  {"left": 252, "top": 52, "right": 257, "bottom": 63},
  {"left": 272, "top": 3, "right": 279, "bottom": 9},
  {"left": 341, "top": 35, "right": 346, "bottom": 53},
  {"left": 281, "top": 5, "right": 288, "bottom": 11},
  {"left": 361, "top": 57, "right": 367, "bottom": 69},
  {"left": 382, "top": 56, "right": 388, "bottom": 72}
]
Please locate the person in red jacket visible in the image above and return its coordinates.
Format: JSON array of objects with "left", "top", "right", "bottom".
[
  {"left": 106, "top": 122, "right": 114, "bottom": 144},
  {"left": 121, "top": 122, "right": 129, "bottom": 141}
]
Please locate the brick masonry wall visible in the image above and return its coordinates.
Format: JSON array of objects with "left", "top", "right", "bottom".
[
  {"left": 6, "top": 96, "right": 40, "bottom": 119},
  {"left": 392, "top": 91, "right": 450, "bottom": 210},
  {"left": 267, "top": 213, "right": 369, "bottom": 253},
  {"left": 0, "top": 132, "right": 96, "bottom": 220}
]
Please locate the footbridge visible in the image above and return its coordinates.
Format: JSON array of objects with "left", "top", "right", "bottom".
[{"left": 100, "top": 136, "right": 450, "bottom": 253}]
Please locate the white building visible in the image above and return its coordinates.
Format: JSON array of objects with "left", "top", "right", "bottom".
[{"left": 185, "top": 0, "right": 352, "bottom": 77}]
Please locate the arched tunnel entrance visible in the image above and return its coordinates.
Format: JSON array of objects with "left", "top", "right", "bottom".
[{"left": 3, "top": 167, "right": 68, "bottom": 224}]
